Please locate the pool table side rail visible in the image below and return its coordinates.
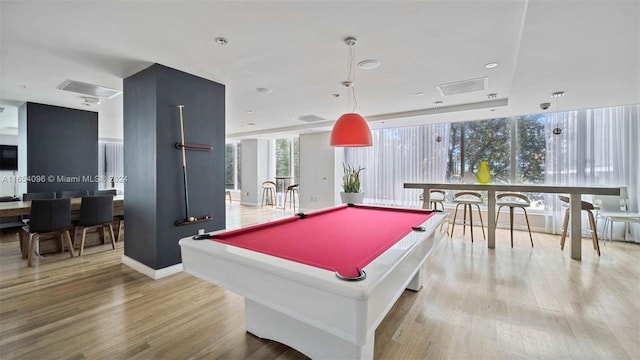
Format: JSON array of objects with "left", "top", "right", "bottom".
[
  {"left": 179, "top": 212, "right": 447, "bottom": 346},
  {"left": 180, "top": 212, "right": 446, "bottom": 299}
]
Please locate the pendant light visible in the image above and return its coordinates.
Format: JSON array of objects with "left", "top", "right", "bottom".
[
  {"left": 330, "top": 37, "right": 373, "bottom": 147},
  {"left": 552, "top": 91, "right": 564, "bottom": 135}
]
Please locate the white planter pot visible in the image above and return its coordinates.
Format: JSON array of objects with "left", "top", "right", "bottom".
[{"left": 340, "top": 192, "right": 365, "bottom": 204}]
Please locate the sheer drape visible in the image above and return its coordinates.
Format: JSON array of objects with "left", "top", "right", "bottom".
[
  {"left": 345, "top": 123, "right": 450, "bottom": 207},
  {"left": 98, "top": 142, "right": 124, "bottom": 193},
  {"left": 545, "top": 104, "right": 639, "bottom": 240},
  {"left": 342, "top": 104, "right": 638, "bottom": 240}
]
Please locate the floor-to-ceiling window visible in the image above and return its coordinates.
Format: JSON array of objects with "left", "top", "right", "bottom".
[
  {"left": 98, "top": 141, "right": 124, "bottom": 193},
  {"left": 445, "top": 115, "right": 547, "bottom": 207},
  {"left": 345, "top": 104, "right": 639, "bottom": 239},
  {"left": 345, "top": 123, "right": 450, "bottom": 207},
  {"left": 275, "top": 137, "right": 299, "bottom": 182},
  {"left": 225, "top": 142, "right": 241, "bottom": 191}
]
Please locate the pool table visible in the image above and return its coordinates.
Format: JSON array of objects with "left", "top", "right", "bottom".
[{"left": 179, "top": 204, "right": 448, "bottom": 359}]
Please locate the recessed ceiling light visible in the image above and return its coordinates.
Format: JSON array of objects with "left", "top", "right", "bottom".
[
  {"left": 415, "top": 92, "right": 425, "bottom": 96},
  {"left": 215, "top": 37, "right": 228, "bottom": 45},
  {"left": 551, "top": 91, "right": 565, "bottom": 98},
  {"left": 256, "top": 87, "right": 272, "bottom": 94},
  {"left": 434, "top": 101, "right": 443, "bottom": 106},
  {"left": 247, "top": 122, "right": 256, "bottom": 126},
  {"left": 358, "top": 59, "right": 380, "bottom": 70},
  {"left": 485, "top": 62, "right": 498, "bottom": 69},
  {"left": 246, "top": 110, "right": 253, "bottom": 114}
]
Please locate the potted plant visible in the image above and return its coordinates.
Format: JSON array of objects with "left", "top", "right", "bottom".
[{"left": 340, "top": 162, "right": 365, "bottom": 204}]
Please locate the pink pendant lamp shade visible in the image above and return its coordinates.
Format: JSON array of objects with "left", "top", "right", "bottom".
[
  {"left": 330, "top": 113, "right": 372, "bottom": 147},
  {"left": 330, "top": 37, "right": 373, "bottom": 147}
]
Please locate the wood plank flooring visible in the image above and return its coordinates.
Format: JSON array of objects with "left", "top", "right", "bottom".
[{"left": 1, "top": 203, "right": 638, "bottom": 359}]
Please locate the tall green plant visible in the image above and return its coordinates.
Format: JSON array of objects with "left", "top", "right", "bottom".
[{"left": 342, "top": 163, "right": 364, "bottom": 193}]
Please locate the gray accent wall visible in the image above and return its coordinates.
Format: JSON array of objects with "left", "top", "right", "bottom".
[
  {"left": 124, "top": 63, "right": 225, "bottom": 270},
  {"left": 18, "top": 102, "right": 98, "bottom": 195}
]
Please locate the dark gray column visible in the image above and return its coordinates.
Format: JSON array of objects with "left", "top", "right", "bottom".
[{"left": 124, "top": 63, "right": 225, "bottom": 270}]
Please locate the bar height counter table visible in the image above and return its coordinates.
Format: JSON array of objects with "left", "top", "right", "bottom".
[
  {"left": 404, "top": 183, "right": 621, "bottom": 260},
  {"left": 275, "top": 176, "right": 294, "bottom": 208}
]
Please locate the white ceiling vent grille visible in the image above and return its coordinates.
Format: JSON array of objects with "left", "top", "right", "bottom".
[
  {"left": 436, "top": 77, "right": 487, "bottom": 96},
  {"left": 297, "top": 114, "right": 326, "bottom": 122},
  {"left": 57, "top": 80, "right": 122, "bottom": 99}
]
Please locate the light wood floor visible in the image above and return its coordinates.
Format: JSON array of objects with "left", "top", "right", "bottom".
[{"left": 1, "top": 203, "right": 639, "bottom": 359}]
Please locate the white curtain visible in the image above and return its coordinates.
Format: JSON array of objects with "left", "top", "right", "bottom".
[
  {"left": 545, "top": 104, "right": 639, "bottom": 241},
  {"left": 98, "top": 142, "right": 124, "bottom": 194},
  {"left": 345, "top": 123, "right": 450, "bottom": 208}
]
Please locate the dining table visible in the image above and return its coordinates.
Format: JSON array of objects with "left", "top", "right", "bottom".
[
  {"left": 0, "top": 195, "right": 124, "bottom": 218},
  {"left": 403, "top": 183, "right": 621, "bottom": 260},
  {"left": 274, "top": 176, "right": 294, "bottom": 208},
  {"left": 0, "top": 195, "right": 125, "bottom": 256}
]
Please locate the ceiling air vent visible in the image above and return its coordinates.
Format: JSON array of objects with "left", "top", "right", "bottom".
[
  {"left": 297, "top": 114, "right": 326, "bottom": 123},
  {"left": 436, "top": 77, "right": 487, "bottom": 96},
  {"left": 57, "top": 80, "right": 122, "bottom": 99}
]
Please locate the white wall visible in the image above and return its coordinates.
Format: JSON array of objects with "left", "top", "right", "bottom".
[
  {"left": 299, "top": 132, "right": 343, "bottom": 210},
  {"left": 240, "top": 139, "right": 270, "bottom": 206},
  {"left": 98, "top": 98, "right": 124, "bottom": 140},
  {"left": 0, "top": 134, "right": 19, "bottom": 197}
]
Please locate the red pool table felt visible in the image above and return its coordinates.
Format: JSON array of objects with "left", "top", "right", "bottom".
[{"left": 211, "top": 205, "right": 435, "bottom": 278}]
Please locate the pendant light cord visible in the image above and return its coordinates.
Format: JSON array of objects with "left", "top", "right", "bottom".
[{"left": 346, "top": 40, "right": 360, "bottom": 113}]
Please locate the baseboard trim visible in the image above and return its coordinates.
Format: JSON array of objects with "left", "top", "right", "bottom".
[
  {"left": 121, "top": 255, "right": 183, "bottom": 280},
  {"left": 240, "top": 201, "right": 260, "bottom": 207}
]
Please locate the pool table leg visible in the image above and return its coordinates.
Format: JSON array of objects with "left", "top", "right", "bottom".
[
  {"left": 245, "top": 299, "right": 374, "bottom": 359},
  {"left": 406, "top": 267, "right": 424, "bottom": 291}
]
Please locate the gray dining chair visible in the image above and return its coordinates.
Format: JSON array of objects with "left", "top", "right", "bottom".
[
  {"left": 91, "top": 189, "right": 124, "bottom": 242},
  {"left": 92, "top": 189, "right": 117, "bottom": 196},
  {"left": 58, "top": 190, "right": 89, "bottom": 198},
  {"left": 21, "top": 192, "right": 58, "bottom": 226},
  {"left": 22, "top": 198, "right": 74, "bottom": 266},
  {"left": 75, "top": 195, "right": 116, "bottom": 256}
]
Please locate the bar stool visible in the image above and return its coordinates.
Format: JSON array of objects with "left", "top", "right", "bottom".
[
  {"left": 283, "top": 184, "right": 299, "bottom": 212},
  {"left": 451, "top": 192, "right": 485, "bottom": 242},
  {"left": 261, "top": 181, "right": 276, "bottom": 207},
  {"left": 559, "top": 196, "right": 600, "bottom": 256},
  {"left": 430, "top": 190, "right": 447, "bottom": 210},
  {"left": 418, "top": 189, "right": 446, "bottom": 210},
  {"left": 495, "top": 193, "right": 534, "bottom": 248}
]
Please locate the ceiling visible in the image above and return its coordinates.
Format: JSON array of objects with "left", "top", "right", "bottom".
[{"left": 1, "top": 1, "right": 638, "bottom": 140}]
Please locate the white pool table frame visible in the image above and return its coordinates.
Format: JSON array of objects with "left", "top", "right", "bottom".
[{"left": 179, "top": 210, "right": 448, "bottom": 359}]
